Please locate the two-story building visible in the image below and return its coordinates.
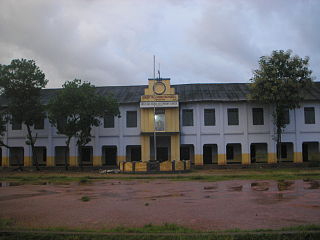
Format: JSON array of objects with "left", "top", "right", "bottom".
[{"left": 1, "top": 78, "right": 319, "bottom": 168}]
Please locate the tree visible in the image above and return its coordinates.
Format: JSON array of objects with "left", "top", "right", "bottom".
[
  {"left": 0, "top": 110, "right": 10, "bottom": 149},
  {"left": 250, "top": 50, "right": 314, "bottom": 162},
  {"left": 47, "top": 79, "right": 119, "bottom": 170},
  {"left": 0, "top": 59, "right": 48, "bottom": 170}
]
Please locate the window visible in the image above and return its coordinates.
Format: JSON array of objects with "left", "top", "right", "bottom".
[
  {"left": 204, "top": 109, "right": 215, "bottom": 126},
  {"left": 227, "top": 108, "right": 239, "bottom": 125},
  {"left": 304, "top": 107, "right": 315, "bottom": 124},
  {"left": 182, "top": 109, "right": 193, "bottom": 126},
  {"left": 126, "top": 111, "right": 137, "bottom": 128},
  {"left": 12, "top": 118, "right": 22, "bottom": 130},
  {"left": 155, "top": 109, "right": 165, "bottom": 131},
  {"left": 252, "top": 108, "right": 264, "bottom": 125},
  {"left": 104, "top": 114, "right": 114, "bottom": 128},
  {"left": 282, "top": 108, "right": 290, "bottom": 125},
  {"left": 34, "top": 117, "right": 44, "bottom": 129}
]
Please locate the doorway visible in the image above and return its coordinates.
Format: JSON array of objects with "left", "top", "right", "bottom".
[{"left": 103, "top": 146, "right": 117, "bottom": 165}]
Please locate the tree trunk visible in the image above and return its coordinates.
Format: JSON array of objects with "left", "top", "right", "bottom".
[
  {"left": 277, "top": 127, "right": 282, "bottom": 163},
  {"left": 26, "top": 124, "right": 39, "bottom": 171},
  {"left": 65, "top": 137, "right": 71, "bottom": 171}
]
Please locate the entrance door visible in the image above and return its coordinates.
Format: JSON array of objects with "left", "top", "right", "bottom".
[
  {"left": 302, "top": 143, "right": 308, "bottom": 162},
  {"left": 250, "top": 145, "right": 256, "bottom": 163},
  {"left": 104, "top": 147, "right": 117, "bottom": 165},
  {"left": 203, "top": 145, "right": 212, "bottom": 164},
  {"left": 157, "top": 147, "right": 168, "bottom": 162}
]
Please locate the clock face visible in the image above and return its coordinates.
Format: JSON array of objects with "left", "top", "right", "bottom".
[{"left": 153, "top": 82, "right": 166, "bottom": 95}]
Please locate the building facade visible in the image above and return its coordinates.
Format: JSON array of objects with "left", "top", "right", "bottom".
[{"left": 1, "top": 78, "right": 320, "bottom": 167}]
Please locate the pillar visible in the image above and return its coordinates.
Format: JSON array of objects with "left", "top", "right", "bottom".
[
  {"left": 171, "top": 134, "right": 180, "bottom": 161},
  {"left": 141, "top": 135, "right": 150, "bottom": 162}
]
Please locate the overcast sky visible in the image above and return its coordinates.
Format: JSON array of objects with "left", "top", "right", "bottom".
[{"left": 0, "top": 0, "right": 319, "bottom": 88}]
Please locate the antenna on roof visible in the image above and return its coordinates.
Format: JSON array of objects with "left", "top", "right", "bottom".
[
  {"left": 157, "top": 62, "right": 161, "bottom": 80},
  {"left": 153, "top": 55, "right": 156, "bottom": 80}
]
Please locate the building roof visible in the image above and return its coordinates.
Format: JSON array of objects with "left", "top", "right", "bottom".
[{"left": 1, "top": 82, "right": 320, "bottom": 105}]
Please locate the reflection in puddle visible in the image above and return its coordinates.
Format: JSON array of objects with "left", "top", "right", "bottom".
[
  {"left": 277, "top": 180, "right": 294, "bottom": 191},
  {"left": 228, "top": 186, "right": 243, "bottom": 192},
  {"left": 0, "top": 182, "right": 24, "bottom": 187},
  {"left": 204, "top": 186, "right": 217, "bottom": 190},
  {"left": 251, "top": 182, "right": 269, "bottom": 191},
  {"left": 303, "top": 180, "right": 320, "bottom": 190}
]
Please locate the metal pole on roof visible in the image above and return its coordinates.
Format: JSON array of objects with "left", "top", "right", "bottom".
[{"left": 153, "top": 55, "right": 157, "bottom": 162}]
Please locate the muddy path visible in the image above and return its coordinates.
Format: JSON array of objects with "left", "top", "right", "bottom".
[{"left": 0, "top": 179, "right": 319, "bottom": 230}]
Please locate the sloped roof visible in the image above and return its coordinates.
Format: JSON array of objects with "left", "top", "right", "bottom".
[{"left": 1, "top": 82, "right": 320, "bottom": 105}]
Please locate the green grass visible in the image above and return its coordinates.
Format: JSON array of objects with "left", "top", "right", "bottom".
[
  {"left": 1, "top": 168, "right": 320, "bottom": 185},
  {"left": 1, "top": 221, "right": 320, "bottom": 240}
]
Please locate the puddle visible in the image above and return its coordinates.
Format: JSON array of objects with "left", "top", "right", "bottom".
[
  {"left": 0, "top": 182, "right": 24, "bottom": 187},
  {"left": 228, "top": 185, "right": 243, "bottom": 192},
  {"left": 277, "top": 180, "right": 294, "bottom": 191},
  {"left": 147, "top": 193, "right": 185, "bottom": 199},
  {"left": 251, "top": 182, "right": 269, "bottom": 191},
  {"left": 304, "top": 180, "right": 320, "bottom": 190},
  {"left": 204, "top": 186, "right": 217, "bottom": 190}
]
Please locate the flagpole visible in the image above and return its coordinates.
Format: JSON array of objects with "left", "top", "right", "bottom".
[{"left": 153, "top": 55, "right": 157, "bottom": 162}]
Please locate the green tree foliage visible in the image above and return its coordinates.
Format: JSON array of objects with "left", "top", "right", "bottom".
[
  {"left": 47, "top": 79, "right": 119, "bottom": 170},
  {"left": 0, "top": 59, "right": 48, "bottom": 169},
  {"left": 0, "top": 110, "right": 10, "bottom": 148},
  {"left": 250, "top": 50, "right": 313, "bottom": 161}
]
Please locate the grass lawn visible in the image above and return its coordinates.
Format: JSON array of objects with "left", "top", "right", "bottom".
[
  {"left": 1, "top": 168, "right": 320, "bottom": 184},
  {"left": 1, "top": 221, "right": 320, "bottom": 240}
]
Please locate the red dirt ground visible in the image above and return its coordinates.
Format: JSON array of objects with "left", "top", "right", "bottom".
[{"left": 0, "top": 179, "right": 320, "bottom": 230}]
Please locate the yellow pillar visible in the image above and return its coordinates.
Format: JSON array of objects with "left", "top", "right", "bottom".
[
  {"left": 294, "top": 152, "right": 302, "bottom": 163},
  {"left": 93, "top": 156, "right": 102, "bottom": 166},
  {"left": 218, "top": 154, "right": 226, "bottom": 165},
  {"left": 141, "top": 135, "right": 150, "bottom": 162},
  {"left": 171, "top": 134, "right": 180, "bottom": 161},
  {"left": 24, "top": 156, "right": 32, "bottom": 167},
  {"left": 268, "top": 153, "right": 277, "bottom": 163},
  {"left": 69, "top": 156, "right": 78, "bottom": 166},
  {"left": 195, "top": 154, "right": 203, "bottom": 166},
  {"left": 2, "top": 156, "right": 9, "bottom": 167},
  {"left": 46, "top": 156, "right": 55, "bottom": 167},
  {"left": 242, "top": 153, "right": 250, "bottom": 165}
]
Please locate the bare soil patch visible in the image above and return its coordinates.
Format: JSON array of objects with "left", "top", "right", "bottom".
[{"left": 0, "top": 179, "right": 320, "bottom": 230}]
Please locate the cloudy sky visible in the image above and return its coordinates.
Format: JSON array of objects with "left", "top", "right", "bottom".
[{"left": 0, "top": 0, "right": 319, "bottom": 88}]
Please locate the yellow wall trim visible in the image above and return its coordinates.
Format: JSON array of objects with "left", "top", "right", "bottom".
[
  {"left": 2, "top": 156, "right": 9, "bottom": 167},
  {"left": 294, "top": 152, "right": 303, "bottom": 163},
  {"left": 46, "top": 156, "right": 55, "bottom": 167},
  {"left": 242, "top": 153, "right": 250, "bottom": 165},
  {"left": 24, "top": 156, "right": 32, "bottom": 167},
  {"left": 117, "top": 156, "right": 126, "bottom": 165},
  {"left": 69, "top": 156, "right": 78, "bottom": 167},
  {"left": 160, "top": 161, "right": 172, "bottom": 171},
  {"left": 195, "top": 154, "right": 203, "bottom": 166},
  {"left": 93, "top": 156, "right": 102, "bottom": 166},
  {"left": 218, "top": 154, "right": 226, "bottom": 165},
  {"left": 268, "top": 153, "right": 277, "bottom": 164}
]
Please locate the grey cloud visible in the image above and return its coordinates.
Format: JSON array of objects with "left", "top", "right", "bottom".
[{"left": 0, "top": 0, "right": 319, "bottom": 88}]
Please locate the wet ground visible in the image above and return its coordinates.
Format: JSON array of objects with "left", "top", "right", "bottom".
[{"left": 0, "top": 179, "right": 320, "bottom": 230}]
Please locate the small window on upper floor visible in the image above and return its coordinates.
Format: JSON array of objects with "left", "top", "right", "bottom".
[
  {"left": 126, "top": 111, "right": 137, "bottom": 128},
  {"left": 104, "top": 114, "right": 114, "bottom": 128},
  {"left": 204, "top": 109, "right": 215, "bottom": 126},
  {"left": 282, "top": 108, "right": 290, "bottom": 125},
  {"left": 252, "top": 108, "right": 264, "bottom": 125},
  {"left": 34, "top": 116, "right": 45, "bottom": 129},
  {"left": 304, "top": 107, "right": 315, "bottom": 124},
  {"left": 182, "top": 109, "right": 193, "bottom": 126},
  {"left": 12, "top": 118, "right": 22, "bottom": 130},
  {"left": 227, "top": 108, "right": 239, "bottom": 126}
]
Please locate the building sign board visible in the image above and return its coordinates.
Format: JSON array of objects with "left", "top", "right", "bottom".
[
  {"left": 140, "top": 101, "right": 179, "bottom": 108},
  {"left": 141, "top": 95, "right": 178, "bottom": 102}
]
